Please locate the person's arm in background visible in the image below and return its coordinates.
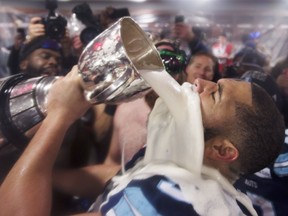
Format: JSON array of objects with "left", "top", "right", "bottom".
[
  {"left": 0, "top": 66, "right": 91, "bottom": 216},
  {"left": 92, "top": 104, "right": 115, "bottom": 148},
  {"left": 53, "top": 163, "right": 120, "bottom": 199},
  {"left": 51, "top": 105, "right": 119, "bottom": 205},
  {"left": 103, "top": 118, "right": 121, "bottom": 165}
]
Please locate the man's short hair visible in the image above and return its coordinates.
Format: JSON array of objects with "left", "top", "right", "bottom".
[
  {"left": 230, "top": 84, "right": 285, "bottom": 175},
  {"left": 19, "top": 36, "right": 62, "bottom": 61},
  {"left": 204, "top": 82, "right": 285, "bottom": 175}
]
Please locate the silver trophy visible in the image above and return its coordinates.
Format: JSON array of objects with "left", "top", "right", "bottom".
[{"left": 0, "top": 17, "right": 164, "bottom": 149}]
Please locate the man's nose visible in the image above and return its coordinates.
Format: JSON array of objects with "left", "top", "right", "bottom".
[
  {"left": 194, "top": 78, "right": 217, "bottom": 93},
  {"left": 47, "top": 57, "right": 58, "bottom": 65},
  {"left": 198, "top": 69, "right": 205, "bottom": 75}
]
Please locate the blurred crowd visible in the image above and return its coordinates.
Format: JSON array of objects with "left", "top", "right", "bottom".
[{"left": 0, "top": 3, "right": 287, "bottom": 216}]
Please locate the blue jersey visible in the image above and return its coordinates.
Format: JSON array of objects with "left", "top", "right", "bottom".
[
  {"left": 235, "top": 129, "right": 288, "bottom": 216},
  {"left": 93, "top": 147, "right": 255, "bottom": 216},
  {"left": 101, "top": 175, "right": 199, "bottom": 216}
]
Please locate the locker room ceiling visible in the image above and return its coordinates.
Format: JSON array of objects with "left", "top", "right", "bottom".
[
  {"left": 1, "top": 0, "right": 288, "bottom": 20},
  {"left": 1, "top": 0, "right": 288, "bottom": 35}
]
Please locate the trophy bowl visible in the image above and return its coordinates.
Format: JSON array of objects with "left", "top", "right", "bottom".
[{"left": 78, "top": 16, "right": 164, "bottom": 104}]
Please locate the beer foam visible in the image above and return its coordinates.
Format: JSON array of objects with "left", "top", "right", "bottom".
[{"left": 139, "top": 69, "right": 204, "bottom": 175}]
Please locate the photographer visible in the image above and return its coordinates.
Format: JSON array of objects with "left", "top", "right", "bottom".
[
  {"left": 67, "top": 4, "right": 130, "bottom": 56},
  {"left": 26, "top": 16, "right": 77, "bottom": 73},
  {"left": 26, "top": 0, "right": 66, "bottom": 43},
  {"left": 67, "top": 3, "right": 103, "bottom": 58}
]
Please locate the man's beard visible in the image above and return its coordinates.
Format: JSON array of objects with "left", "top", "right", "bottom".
[{"left": 25, "top": 65, "right": 59, "bottom": 77}]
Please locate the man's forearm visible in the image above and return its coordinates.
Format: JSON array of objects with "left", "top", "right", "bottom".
[{"left": 0, "top": 115, "right": 71, "bottom": 216}]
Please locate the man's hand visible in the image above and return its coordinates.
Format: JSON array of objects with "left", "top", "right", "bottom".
[
  {"left": 47, "top": 65, "right": 91, "bottom": 126},
  {"left": 26, "top": 16, "right": 45, "bottom": 42}
]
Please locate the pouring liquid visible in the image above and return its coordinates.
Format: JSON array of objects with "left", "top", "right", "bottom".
[{"left": 140, "top": 69, "right": 204, "bottom": 175}]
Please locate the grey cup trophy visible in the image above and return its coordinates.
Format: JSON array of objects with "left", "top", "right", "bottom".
[
  {"left": 78, "top": 16, "right": 163, "bottom": 104},
  {"left": 0, "top": 17, "right": 164, "bottom": 149}
]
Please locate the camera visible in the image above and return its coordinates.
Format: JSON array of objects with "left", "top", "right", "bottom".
[
  {"left": 68, "top": 3, "right": 103, "bottom": 45},
  {"left": 42, "top": 0, "right": 67, "bottom": 41}
]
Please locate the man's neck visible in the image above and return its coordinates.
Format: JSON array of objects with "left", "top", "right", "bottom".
[{"left": 203, "top": 161, "right": 239, "bottom": 184}]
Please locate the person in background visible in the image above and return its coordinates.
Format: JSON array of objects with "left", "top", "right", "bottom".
[
  {"left": 185, "top": 51, "right": 221, "bottom": 84},
  {"left": 156, "top": 40, "right": 187, "bottom": 83},
  {"left": 244, "top": 31, "right": 271, "bottom": 65},
  {"left": 270, "top": 55, "right": 288, "bottom": 125},
  {"left": 172, "top": 20, "right": 210, "bottom": 58},
  {"left": 212, "top": 32, "right": 234, "bottom": 74},
  {"left": 26, "top": 16, "right": 79, "bottom": 74},
  {"left": 68, "top": 3, "right": 103, "bottom": 59},
  {"left": 237, "top": 33, "right": 269, "bottom": 68},
  {"left": 171, "top": 21, "right": 221, "bottom": 83},
  {"left": 26, "top": 3, "right": 100, "bottom": 73},
  {"left": 224, "top": 33, "right": 269, "bottom": 79},
  {"left": 7, "top": 28, "right": 26, "bottom": 76},
  {"left": 18, "top": 35, "right": 63, "bottom": 77}
]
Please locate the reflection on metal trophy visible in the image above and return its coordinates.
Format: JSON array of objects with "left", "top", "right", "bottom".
[
  {"left": 78, "top": 17, "right": 163, "bottom": 104},
  {"left": 0, "top": 74, "right": 57, "bottom": 149},
  {"left": 0, "top": 17, "right": 164, "bottom": 149}
]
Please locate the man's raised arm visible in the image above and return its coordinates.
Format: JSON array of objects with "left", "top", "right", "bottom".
[{"left": 0, "top": 66, "right": 91, "bottom": 216}]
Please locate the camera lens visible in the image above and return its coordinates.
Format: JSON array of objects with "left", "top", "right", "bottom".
[
  {"left": 44, "top": 15, "right": 67, "bottom": 40},
  {"left": 47, "top": 23, "right": 63, "bottom": 37}
]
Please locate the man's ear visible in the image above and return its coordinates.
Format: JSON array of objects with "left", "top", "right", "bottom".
[
  {"left": 205, "top": 139, "right": 239, "bottom": 162},
  {"left": 19, "top": 60, "right": 28, "bottom": 71}
]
